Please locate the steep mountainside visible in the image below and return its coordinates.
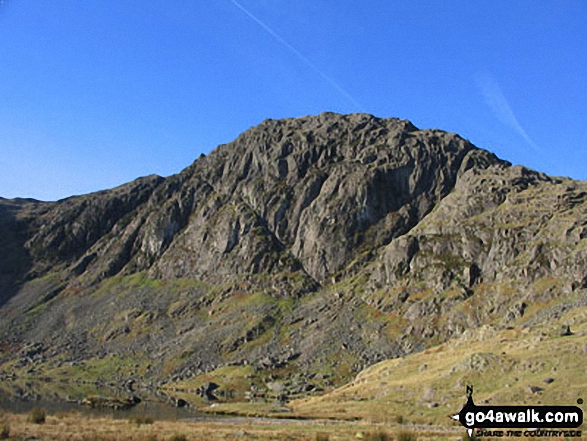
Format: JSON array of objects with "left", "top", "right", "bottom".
[{"left": 1, "top": 113, "right": 586, "bottom": 399}]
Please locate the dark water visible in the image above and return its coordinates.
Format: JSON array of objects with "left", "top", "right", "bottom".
[{"left": 0, "top": 382, "right": 201, "bottom": 421}]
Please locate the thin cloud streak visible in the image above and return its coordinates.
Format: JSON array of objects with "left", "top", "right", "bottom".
[
  {"left": 231, "top": 0, "right": 365, "bottom": 112},
  {"left": 477, "top": 73, "right": 541, "bottom": 152}
]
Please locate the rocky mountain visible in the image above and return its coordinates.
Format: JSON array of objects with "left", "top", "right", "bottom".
[{"left": 1, "top": 112, "right": 586, "bottom": 398}]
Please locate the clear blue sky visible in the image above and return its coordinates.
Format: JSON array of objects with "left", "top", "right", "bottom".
[{"left": 1, "top": 1, "right": 585, "bottom": 201}]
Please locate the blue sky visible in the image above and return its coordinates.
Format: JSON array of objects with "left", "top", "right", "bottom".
[{"left": 0, "top": 1, "right": 585, "bottom": 201}]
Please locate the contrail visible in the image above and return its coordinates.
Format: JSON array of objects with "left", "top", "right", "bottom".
[
  {"left": 477, "top": 73, "right": 541, "bottom": 152},
  {"left": 231, "top": 0, "right": 365, "bottom": 111}
]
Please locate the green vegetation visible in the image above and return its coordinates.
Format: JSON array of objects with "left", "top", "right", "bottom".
[
  {"left": 129, "top": 415, "right": 154, "bottom": 426},
  {"left": 365, "top": 431, "right": 394, "bottom": 441},
  {"left": 395, "top": 431, "right": 417, "bottom": 441},
  {"left": 27, "top": 408, "right": 46, "bottom": 424},
  {"left": 201, "top": 401, "right": 291, "bottom": 418},
  {"left": 167, "top": 364, "right": 256, "bottom": 398},
  {"left": 90, "top": 272, "right": 210, "bottom": 302},
  {"left": 0, "top": 424, "right": 9, "bottom": 440},
  {"left": 31, "top": 353, "right": 151, "bottom": 391}
]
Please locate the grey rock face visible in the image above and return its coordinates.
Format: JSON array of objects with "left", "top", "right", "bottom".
[{"left": 2, "top": 113, "right": 505, "bottom": 289}]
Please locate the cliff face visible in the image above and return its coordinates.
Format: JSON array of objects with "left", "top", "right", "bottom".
[
  {"left": 3, "top": 113, "right": 504, "bottom": 288},
  {"left": 1, "top": 113, "right": 585, "bottom": 393}
]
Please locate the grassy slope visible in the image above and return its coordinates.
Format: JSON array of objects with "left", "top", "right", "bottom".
[
  {"left": 0, "top": 410, "right": 460, "bottom": 441},
  {"left": 289, "top": 307, "right": 587, "bottom": 426}
]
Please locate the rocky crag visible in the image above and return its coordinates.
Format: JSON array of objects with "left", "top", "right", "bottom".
[{"left": 1, "top": 113, "right": 586, "bottom": 398}]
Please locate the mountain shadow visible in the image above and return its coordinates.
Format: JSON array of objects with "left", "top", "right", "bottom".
[{"left": 0, "top": 198, "right": 34, "bottom": 307}]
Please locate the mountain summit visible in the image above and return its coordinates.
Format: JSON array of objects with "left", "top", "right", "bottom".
[
  {"left": 1, "top": 113, "right": 585, "bottom": 395},
  {"left": 0, "top": 113, "right": 505, "bottom": 291}
]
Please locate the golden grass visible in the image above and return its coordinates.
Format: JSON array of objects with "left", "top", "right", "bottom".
[
  {"left": 0, "top": 410, "right": 462, "bottom": 440},
  {"left": 2, "top": 304, "right": 586, "bottom": 440},
  {"left": 291, "top": 307, "right": 587, "bottom": 426}
]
